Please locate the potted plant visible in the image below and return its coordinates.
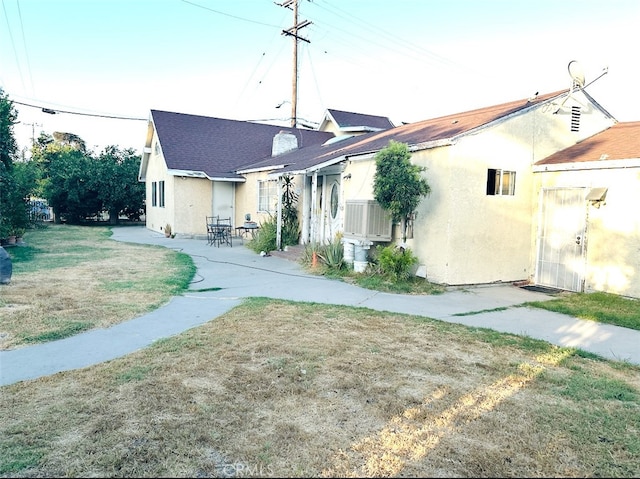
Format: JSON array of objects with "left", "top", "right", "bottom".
[{"left": 13, "top": 227, "right": 25, "bottom": 244}]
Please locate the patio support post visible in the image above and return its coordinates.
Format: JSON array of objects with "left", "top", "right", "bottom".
[{"left": 276, "top": 175, "right": 283, "bottom": 250}]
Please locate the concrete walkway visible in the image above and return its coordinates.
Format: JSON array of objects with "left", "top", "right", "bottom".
[{"left": 1, "top": 226, "right": 639, "bottom": 386}]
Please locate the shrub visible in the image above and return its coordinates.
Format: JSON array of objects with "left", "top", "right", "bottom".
[
  {"left": 247, "top": 215, "right": 277, "bottom": 253},
  {"left": 317, "top": 240, "right": 344, "bottom": 270},
  {"left": 300, "top": 239, "right": 344, "bottom": 271},
  {"left": 373, "top": 244, "right": 418, "bottom": 281}
]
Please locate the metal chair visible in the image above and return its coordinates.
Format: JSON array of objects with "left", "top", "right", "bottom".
[
  {"left": 206, "top": 216, "right": 218, "bottom": 246},
  {"left": 215, "top": 217, "right": 232, "bottom": 247}
]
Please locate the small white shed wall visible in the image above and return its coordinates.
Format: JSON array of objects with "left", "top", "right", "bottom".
[{"left": 534, "top": 165, "right": 640, "bottom": 298}]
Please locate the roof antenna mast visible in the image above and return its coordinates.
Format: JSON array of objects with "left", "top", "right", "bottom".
[{"left": 278, "top": 0, "right": 311, "bottom": 128}]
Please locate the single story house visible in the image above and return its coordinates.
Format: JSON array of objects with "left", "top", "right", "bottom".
[
  {"left": 138, "top": 111, "right": 335, "bottom": 237},
  {"left": 139, "top": 87, "right": 639, "bottom": 297}
]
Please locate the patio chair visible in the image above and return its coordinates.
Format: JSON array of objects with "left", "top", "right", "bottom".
[
  {"left": 214, "top": 217, "right": 233, "bottom": 247},
  {"left": 206, "top": 216, "right": 218, "bottom": 245},
  {"left": 206, "top": 216, "right": 232, "bottom": 247}
]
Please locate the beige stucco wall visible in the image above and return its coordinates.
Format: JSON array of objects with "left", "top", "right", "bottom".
[
  {"left": 534, "top": 165, "right": 640, "bottom": 298},
  {"left": 337, "top": 98, "right": 615, "bottom": 286},
  {"left": 341, "top": 157, "right": 376, "bottom": 201},
  {"left": 144, "top": 130, "right": 215, "bottom": 237},
  {"left": 236, "top": 171, "right": 272, "bottom": 227},
  {"left": 144, "top": 134, "right": 175, "bottom": 236},
  {"left": 174, "top": 178, "right": 214, "bottom": 236}
]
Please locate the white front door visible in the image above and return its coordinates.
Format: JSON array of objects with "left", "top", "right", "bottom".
[
  {"left": 535, "top": 188, "right": 587, "bottom": 292},
  {"left": 212, "top": 182, "right": 234, "bottom": 225},
  {"left": 324, "top": 177, "right": 341, "bottom": 242}
]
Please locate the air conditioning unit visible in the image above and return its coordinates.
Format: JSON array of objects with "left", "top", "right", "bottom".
[{"left": 343, "top": 200, "right": 392, "bottom": 241}]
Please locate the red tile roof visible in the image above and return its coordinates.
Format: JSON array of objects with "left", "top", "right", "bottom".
[{"left": 536, "top": 122, "right": 640, "bottom": 165}]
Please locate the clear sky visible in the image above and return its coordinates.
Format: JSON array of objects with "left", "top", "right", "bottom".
[{"left": 2, "top": 0, "right": 639, "bottom": 155}]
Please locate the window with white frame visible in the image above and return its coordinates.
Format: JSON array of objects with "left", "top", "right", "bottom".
[
  {"left": 258, "top": 179, "right": 278, "bottom": 213},
  {"left": 486, "top": 169, "right": 516, "bottom": 196}
]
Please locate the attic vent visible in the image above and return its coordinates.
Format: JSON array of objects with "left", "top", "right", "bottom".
[{"left": 570, "top": 106, "right": 581, "bottom": 132}]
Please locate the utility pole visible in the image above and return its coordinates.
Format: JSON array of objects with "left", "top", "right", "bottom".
[
  {"left": 278, "top": 0, "right": 311, "bottom": 128},
  {"left": 24, "top": 122, "right": 42, "bottom": 145}
]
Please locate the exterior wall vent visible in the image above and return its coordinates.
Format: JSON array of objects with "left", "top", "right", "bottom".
[
  {"left": 570, "top": 106, "right": 581, "bottom": 132},
  {"left": 343, "top": 200, "right": 392, "bottom": 241}
]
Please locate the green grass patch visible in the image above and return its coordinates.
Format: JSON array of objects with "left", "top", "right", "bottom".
[
  {"left": 525, "top": 292, "right": 640, "bottom": 330},
  {"left": 19, "top": 321, "right": 93, "bottom": 343},
  {"left": 115, "top": 365, "right": 156, "bottom": 384},
  {"left": 552, "top": 369, "right": 638, "bottom": 402},
  {"left": 467, "top": 326, "right": 566, "bottom": 355},
  {"left": 0, "top": 443, "right": 45, "bottom": 475},
  {"left": 8, "top": 225, "right": 114, "bottom": 272}
]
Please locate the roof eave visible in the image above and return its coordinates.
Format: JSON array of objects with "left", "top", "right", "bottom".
[
  {"left": 340, "top": 126, "right": 385, "bottom": 133},
  {"left": 533, "top": 158, "right": 640, "bottom": 172},
  {"left": 167, "top": 169, "right": 245, "bottom": 182},
  {"left": 236, "top": 164, "right": 287, "bottom": 174}
]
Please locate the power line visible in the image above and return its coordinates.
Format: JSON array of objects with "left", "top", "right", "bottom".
[
  {"left": 311, "top": 0, "right": 460, "bottom": 69},
  {"left": 11, "top": 98, "right": 147, "bottom": 121},
  {"left": 2, "top": 0, "right": 26, "bottom": 91},
  {"left": 180, "top": 0, "right": 281, "bottom": 28},
  {"left": 16, "top": 0, "right": 35, "bottom": 95}
]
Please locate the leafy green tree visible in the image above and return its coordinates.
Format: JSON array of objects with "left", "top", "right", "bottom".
[
  {"left": 0, "top": 88, "right": 28, "bottom": 237},
  {"left": 93, "top": 145, "right": 144, "bottom": 223},
  {"left": 373, "top": 140, "right": 431, "bottom": 242},
  {"left": 42, "top": 143, "right": 100, "bottom": 223},
  {"left": 37, "top": 137, "right": 144, "bottom": 224}
]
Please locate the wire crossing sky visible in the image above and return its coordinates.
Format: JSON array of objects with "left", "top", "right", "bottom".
[{"left": 1, "top": 0, "right": 638, "bottom": 154}]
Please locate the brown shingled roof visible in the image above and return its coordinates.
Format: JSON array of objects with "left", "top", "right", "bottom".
[
  {"left": 536, "top": 122, "right": 640, "bottom": 165},
  {"left": 253, "top": 90, "right": 568, "bottom": 174}
]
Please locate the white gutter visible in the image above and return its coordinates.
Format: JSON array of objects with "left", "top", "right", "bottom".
[
  {"left": 268, "top": 155, "right": 348, "bottom": 177},
  {"left": 409, "top": 138, "right": 456, "bottom": 152},
  {"left": 533, "top": 158, "right": 640, "bottom": 172},
  {"left": 236, "top": 164, "right": 287, "bottom": 174},
  {"left": 167, "top": 169, "right": 246, "bottom": 182}
]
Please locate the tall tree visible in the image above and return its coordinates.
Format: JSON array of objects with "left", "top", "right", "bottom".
[
  {"left": 42, "top": 143, "right": 100, "bottom": 223},
  {"left": 373, "top": 140, "right": 431, "bottom": 243},
  {"left": 0, "top": 88, "right": 25, "bottom": 238},
  {"left": 94, "top": 145, "right": 144, "bottom": 224}
]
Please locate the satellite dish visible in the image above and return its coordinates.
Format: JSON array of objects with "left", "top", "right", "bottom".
[{"left": 568, "top": 60, "right": 585, "bottom": 88}]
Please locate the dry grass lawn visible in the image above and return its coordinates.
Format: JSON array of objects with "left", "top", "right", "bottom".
[
  {"left": 0, "top": 225, "right": 193, "bottom": 350},
  {"left": 2, "top": 298, "right": 639, "bottom": 477},
  {"left": 1, "top": 225, "right": 639, "bottom": 477}
]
